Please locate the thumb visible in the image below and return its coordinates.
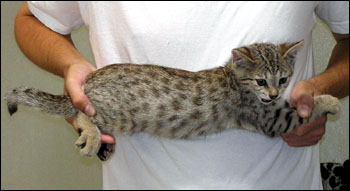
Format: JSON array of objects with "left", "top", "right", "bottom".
[
  {"left": 67, "top": 82, "right": 96, "bottom": 117},
  {"left": 295, "top": 94, "right": 314, "bottom": 118},
  {"left": 290, "top": 81, "right": 317, "bottom": 119},
  {"left": 101, "top": 134, "right": 115, "bottom": 144}
]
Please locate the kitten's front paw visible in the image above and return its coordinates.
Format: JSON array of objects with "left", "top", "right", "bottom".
[
  {"left": 75, "top": 130, "right": 101, "bottom": 157},
  {"left": 314, "top": 95, "right": 341, "bottom": 115},
  {"left": 97, "top": 143, "right": 115, "bottom": 161}
]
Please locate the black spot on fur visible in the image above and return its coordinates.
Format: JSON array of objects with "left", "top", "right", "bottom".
[
  {"left": 142, "top": 79, "right": 151, "bottom": 85},
  {"left": 209, "top": 87, "right": 218, "bottom": 94},
  {"left": 151, "top": 86, "right": 160, "bottom": 98},
  {"left": 140, "top": 120, "right": 149, "bottom": 131},
  {"left": 268, "top": 108, "right": 281, "bottom": 132},
  {"left": 192, "top": 96, "right": 203, "bottom": 106},
  {"left": 178, "top": 93, "right": 187, "bottom": 100},
  {"left": 285, "top": 111, "right": 293, "bottom": 120},
  {"left": 162, "top": 86, "right": 171, "bottom": 94},
  {"left": 142, "top": 103, "right": 150, "bottom": 112},
  {"left": 195, "top": 85, "right": 204, "bottom": 95},
  {"left": 175, "top": 81, "right": 186, "bottom": 91},
  {"left": 24, "top": 88, "right": 32, "bottom": 94},
  {"left": 169, "top": 115, "right": 179, "bottom": 121},
  {"left": 284, "top": 117, "right": 293, "bottom": 133},
  {"left": 161, "top": 77, "right": 171, "bottom": 85},
  {"left": 220, "top": 80, "right": 228, "bottom": 88},
  {"left": 138, "top": 89, "right": 146, "bottom": 98},
  {"left": 77, "top": 128, "right": 82, "bottom": 136},
  {"left": 198, "top": 130, "right": 206, "bottom": 136},
  {"left": 206, "top": 77, "right": 213, "bottom": 84},
  {"left": 157, "top": 105, "right": 166, "bottom": 117},
  {"left": 191, "top": 75, "right": 201, "bottom": 83},
  {"left": 284, "top": 101, "right": 290, "bottom": 108},
  {"left": 7, "top": 103, "right": 18, "bottom": 116},
  {"left": 172, "top": 99, "right": 182, "bottom": 111},
  {"left": 190, "top": 110, "right": 203, "bottom": 119},
  {"left": 211, "top": 104, "right": 219, "bottom": 121},
  {"left": 123, "top": 68, "right": 131, "bottom": 73}
]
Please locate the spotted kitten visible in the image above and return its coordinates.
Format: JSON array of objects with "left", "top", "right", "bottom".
[{"left": 5, "top": 41, "right": 340, "bottom": 161}]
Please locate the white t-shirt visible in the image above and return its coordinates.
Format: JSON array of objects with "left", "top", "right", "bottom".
[{"left": 28, "top": 1, "right": 349, "bottom": 189}]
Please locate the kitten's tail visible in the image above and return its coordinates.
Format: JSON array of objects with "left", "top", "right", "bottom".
[{"left": 4, "top": 87, "right": 78, "bottom": 117}]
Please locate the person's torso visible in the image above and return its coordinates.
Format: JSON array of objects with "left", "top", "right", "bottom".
[{"left": 76, "top": 2, "right": 321, "bottom": 189}]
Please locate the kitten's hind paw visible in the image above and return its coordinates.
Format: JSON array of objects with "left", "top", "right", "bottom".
[
  {"left": 75, "top": 130, "right": 101, "bottom": 157},
  {"left": 97, "top": 143, "right": 115, "bottom": 161}
]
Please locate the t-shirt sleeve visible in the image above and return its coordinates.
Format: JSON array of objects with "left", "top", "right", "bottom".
[
  {"left": 28, "top": 1, "right": 84, "bottom": 35},
  {"left": 315, "top": 1, "right": 349, "bottom": 34}
]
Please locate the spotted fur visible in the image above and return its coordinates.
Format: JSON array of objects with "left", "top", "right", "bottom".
[{"left": 4, "top": 42, "right": 340, "bottom": 161}]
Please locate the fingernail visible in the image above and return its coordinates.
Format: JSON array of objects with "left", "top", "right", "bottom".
[
  {"left": 300, "top": 105, "right": 311, "bottom": 117},
  {"left": 85, "top": 104, "right": 96, "bottom": 116}
]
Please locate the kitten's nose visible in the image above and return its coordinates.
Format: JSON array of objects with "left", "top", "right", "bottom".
[
  {"left": 268, "top": 87, "right": 279, "bottom": 100},
  {"left": 269, "top": 94, "right": 278, "bottom": 100}
]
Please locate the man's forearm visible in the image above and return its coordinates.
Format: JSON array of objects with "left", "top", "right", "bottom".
[
  {"left": 309, "top": 37, "right": 349, "bottom": 99},
  {"left": 14, "top": 2, "right": 92, "bottom": 78}
]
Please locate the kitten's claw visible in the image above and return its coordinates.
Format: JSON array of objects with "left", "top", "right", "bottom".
[
  {"left": 76, "top": 142, "right": 86, "bottom": 149},
  {"left": 75, "top": 134, "right": 87, "bottom": 149},
  {"left": 97, "top": 143, "right": 115, "bottom": 161}
]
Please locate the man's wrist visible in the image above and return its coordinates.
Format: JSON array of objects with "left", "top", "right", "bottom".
[
  {"left": 307, "top": 66, "right": 348, "bottom": 99},
  {"left": 307, "top": 77, "right": 325, "bottom": 96},
  {"left": 62, "top": 59, "right": 94, "bottom": 79}
]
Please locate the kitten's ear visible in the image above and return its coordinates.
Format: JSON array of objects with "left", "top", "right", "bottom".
[
  {"left": 231, "top": 47, "right": 257, "bottom": 67},
  {"left": 280, "top": 40, "right": 304, "bottom": 60},
  {"left": 280, "top": 40, "right": 304, "bottom": 69}
]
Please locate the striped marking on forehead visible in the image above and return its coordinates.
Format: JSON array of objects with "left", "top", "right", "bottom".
[
  {"left": 252, "top": 44, "right": 292, "bottom": 75},
  {"left": 256, "top": 62, "right": 290, "bottom": 75}
]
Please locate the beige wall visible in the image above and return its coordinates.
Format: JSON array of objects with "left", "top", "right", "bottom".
[
  {"left": 1, "top": 2, "right": 101, "bottom": 189},
  {"left": 1, "top": 1, "right": 349, "bottom": 189},
  {"left": 312, "top": 20, "right": 350, "bottom": 163}
]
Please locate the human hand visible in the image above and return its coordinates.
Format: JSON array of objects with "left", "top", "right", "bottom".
[
  {"left": 281, "top": 80, "right": 327, "bottom": 147},
  {"left": 64, "top": 63, "right": 115, "bottom": 144}
]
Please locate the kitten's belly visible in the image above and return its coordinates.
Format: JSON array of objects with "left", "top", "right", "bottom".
[{"left": 83, "top": 64, "right": 238, "bottom": 139}]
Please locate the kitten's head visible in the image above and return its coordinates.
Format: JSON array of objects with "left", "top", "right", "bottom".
[{"left": 228, "top": 41, "right": 303, "bottom": 104}]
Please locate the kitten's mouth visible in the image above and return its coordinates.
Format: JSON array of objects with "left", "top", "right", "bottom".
[
  {"left": 261, "top": 98, "right": 272, "bottom": 103},
  {"left": 260, "top": 96, "right": 281, "bottom": 104}
]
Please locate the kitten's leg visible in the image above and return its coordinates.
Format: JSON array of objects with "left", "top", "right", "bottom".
[
  {"left": 89, "top": 115, "right": 115, "bottom": 161},
  {"left": 310, "top": 95, "right": 340, "bottom": 118},
  {"left": 266, "top": 95, "right": 340, "bottom": 137},
  {"left": 263, "top": 106, "right": 300, "bottom": 137},
  {"left": 75, "top": 112, "right": 101, "bottom": 157},
  {"left": 294, "top": 95, "right": 341, "bottom": 129}
]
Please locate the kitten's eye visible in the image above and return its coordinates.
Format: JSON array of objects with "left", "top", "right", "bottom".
[
  {"left": 256, "top": 79, "right": 267, "bottom": 86},
  {"left": 279, "top": 77, "right": 288, "bottom": 85}
]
